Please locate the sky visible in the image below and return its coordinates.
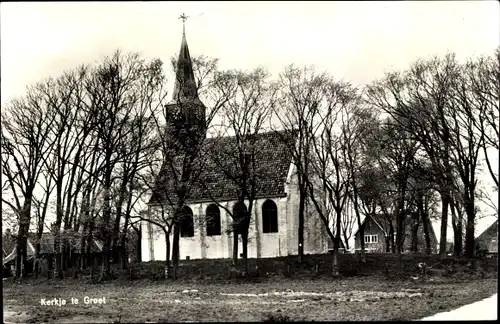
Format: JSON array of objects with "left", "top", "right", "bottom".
[{"left": 1, "top": 1, "right": 499, "bottom": 237}]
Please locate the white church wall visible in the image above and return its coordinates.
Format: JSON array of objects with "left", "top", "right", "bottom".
[
  {"left": 284, "top": 168, "right": 328, "bottom": 256},
  {"left": 255, "top": 198, "right": 281, "bottom": 258},
  {"left": 141, "top": 164, "right": 329, "bottom": 262},
  {"left": 141, "top": 196, "right": 291, "bottom": 262},
  {"left": 141, "top": 220, "right": 153, "bottom": 261},
  {"left": 285, "top": 178, "right": 299, "bottom": 256},
  {"left": 200, "top": 201, "right": 229, "bottom": 259},
  {"left": 153, "top": 234, "right": 167, "bottom": 262},
  {"left": 303, "top": 201, "right": 327, "bottom": 254}
]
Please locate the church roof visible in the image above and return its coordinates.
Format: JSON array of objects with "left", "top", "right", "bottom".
[{"left": 150, "top": 130, "right": 296, "bottom": 205}]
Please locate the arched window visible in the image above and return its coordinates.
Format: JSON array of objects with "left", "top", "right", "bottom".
[
  {"left": 233, "top": 202, "right": 248, "bottom": 229},
  {"left": 262, "top": 200, "right": 278, "bottom": 233},
  {"left": 180, "top": 206, "right": 194, "bottom": 237},
  {"left": 206, "top": 204, "right": 221, "bottom": 236}
]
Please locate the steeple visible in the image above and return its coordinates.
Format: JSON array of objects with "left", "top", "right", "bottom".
[
  {"left": 165, "top": 13, "right": 207, "bottom": 143},
  {"left": 171, "top": 13, "right": 199, "bottom": 103}
]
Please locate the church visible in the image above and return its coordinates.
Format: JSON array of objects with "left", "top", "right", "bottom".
[{"left": 141, "top": 19, "right": 328, "bottom": 262}]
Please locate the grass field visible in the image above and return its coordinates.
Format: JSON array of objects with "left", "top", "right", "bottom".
[{"left": 3, "top": 253, "right": 498, "bottom": 322}]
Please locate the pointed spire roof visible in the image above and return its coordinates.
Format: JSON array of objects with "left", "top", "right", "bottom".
[{"left": 171, "top": 18, "right": 199, "bottom": 103}]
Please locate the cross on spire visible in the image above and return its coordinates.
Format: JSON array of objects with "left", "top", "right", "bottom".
[{"left": 179, "top": 13, "right": 189, "bottom": 36}]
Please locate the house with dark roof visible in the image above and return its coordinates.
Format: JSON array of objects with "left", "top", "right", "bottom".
[
  {"left": 3, "top": 232, "right": 104, "bottom": 275},
  {"left": 353, "top": 213, "right": 438, "bottom": 253},
  {"left": 142, "top": 24, "right": 328, "bottom": 261},
  {"left": 475, "top": 220, "right": 498, "bottom": 257}
]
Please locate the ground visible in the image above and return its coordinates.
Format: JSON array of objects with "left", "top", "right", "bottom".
[{"left": 3, "top": 253, "right": 498, "bottom": 322}]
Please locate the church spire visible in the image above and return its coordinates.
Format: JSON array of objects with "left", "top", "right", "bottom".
[{"left": 171, "top": 13, "right": 198, "bottom": 103}]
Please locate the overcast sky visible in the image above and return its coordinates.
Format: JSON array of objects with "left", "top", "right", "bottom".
[
  {"left": 2, "top": 1, "right": 499, "bottom": 103},
  {"left": 1, "top": 1, "right": 498, "bottom": 236}
]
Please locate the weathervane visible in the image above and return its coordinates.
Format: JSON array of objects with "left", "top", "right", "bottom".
[{"left": 179, "top": 13, "right": 189, "bottom": 36}]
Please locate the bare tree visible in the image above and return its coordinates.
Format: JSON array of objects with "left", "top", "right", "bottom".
[
  {"left": 407, "top": 159, "right": 439, "bottom": 254},
  {"left": 1, "top": 82, "right": 57, "bottom": 278},
  {"left": 449, "top": 177, "right": 465, "bottom": 256},
  {"left": 82, "top": 51, "right": 166, "bottom": 280},
  {"left": 343, "top": 99, "right": 380, "bottom": 261},
  {"left": 378, "top": 119, "right": 420, "bottom": 254},
  {"left": 109, "top": 57, "right": 167, "bottom": 268},
  {"left": 366, "top": 54, "right": 462, "bottom": 255},
  {"left": 304, "top": 77, "right": 359, "bottom": 277},
  {"left": 38, "top": 66, "right": 94, "bottom": 278},
  {"left": 272, "top": 65, "right": 328, "bottom": 263},
  {"left": 449, "top": 57, "right": 494, "bottom": 257},
  {"left": 468, "top": 49, "right": 499, "bottom": 188}
]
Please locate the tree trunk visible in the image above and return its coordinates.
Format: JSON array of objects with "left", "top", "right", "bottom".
[
  {"left": 232, "top": 228, "right": 239, "bottom": 266},
  {"left": 135, "top": 223, "right": 142, "bottom": 263},
  {"left": 15, "top": 199, "right": 31, "bottom": 278},
  {"left": 353, "top": 198, "right": 366, "bottom": 263},
  {"left": 120, "top": 181, "right": 135, "bottom": 269},
  {"left": 47, "top": 254, "right": 53, "bottom": 279},
  {"left": 464, "top": 190, "right": 476, "bottom": 258},
  {"left": 242, "top": 231, "right": 249, "bottom": 276},
  {"left": 171, "top": 221, "right": 180, "bottom": 280},
  {"left": 79, "top": 227, "right": 86, "bottom": 270},
  {"left": 53, "top": 177, "right": 65, "bottom": 278},
  {"left": 439, "top": 189, "right": 450, "bottom": 256},
  {"left": 450, "top": 200, "right": 462, "bottom": 256},
  {"left": 85, "top": 221, "right": 94, "bottom": 268},
  {"left": 120, "top": 237, "right": 128, "bottom": 270},
  {"left": 164, "top": 229, "right": 171, "bottom": 279},
  {"left": 389, "top": 223, "right": 396, "bottom": 253},
  {"left": 418, "top": 193, "right": 432, "bottom": 255},
  {"left": 298, "top": 184, "right": 306, "bottom": 263},
  {"left": 112, "top": 174, "right": 128, "bottom": 265},
  {"left": 54, "top": 231, "right": 63, "bottom": 279},
  {"left": 100, "top": 151, "right": 113, "bottom": 281},
  {"left": 36, "top": 186, "right": 50, "bottom": 278},
  {"left": 410, "top": 212, "right": 420, "bottom": 253},
  {"left": 332, "top": 208, "right": 342, "bottom": 277},
  {"left": 34, "top": 243, "right": 41, "bottom": 278},
  {"left": 342, "top": 230, "right": 350, "bottom": 251},
  {"left": 331, "top": 246, "right": 340, "bottom": 277},
  {"left": 395, "top": 181, "right": 407, "bottom": 255},
  {"left": 61, "top": 237, "right": 68, "bottom": 271},
  {"left": 100, "top": 227, "right": 111, "bottom": 281}
]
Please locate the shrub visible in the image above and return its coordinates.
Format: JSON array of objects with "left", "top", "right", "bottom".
[{"left": 263, "top": 312, "right": 291, "bottom": 322}]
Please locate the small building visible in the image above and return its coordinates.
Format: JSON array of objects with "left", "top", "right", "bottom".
[
  {"left": 353, "top": 214, "right": 438, "bottom": 253},
  {"left": 475, "top": 220, "right": 498, "bottom": 257},
  {"left": 3, "top": 232, "right": 104, "bottom": 274}
]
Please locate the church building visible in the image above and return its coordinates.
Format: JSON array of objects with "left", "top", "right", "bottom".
[{"left": 141, "top": 20, "right": 328, "bottom": 262}]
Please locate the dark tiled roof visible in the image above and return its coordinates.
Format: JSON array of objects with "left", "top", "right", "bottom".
[
  {"left": 27, "top": 232, "right": 54, "bottom": 254},
  {"left": 476, "top": 220, "right": 498, "bottom": 252},
  {"left": 476, "top": 220, "right": 498, "bottom": 242},
  {"left": 26, "top": 232, "right": 103, "bottom": 254},
  {"left": 2, "top": 234, "right": 15, "bottom": 255},
  {"left": 151, "top": 130, "right": 296, "bottom": 205}
]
